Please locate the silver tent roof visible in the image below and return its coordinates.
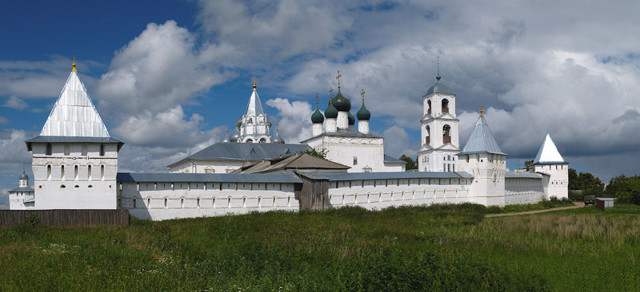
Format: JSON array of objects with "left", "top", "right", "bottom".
[
  {"left": 458, "top": 115, "right": 505, "bottom": 155},
  {"left": 40, "top": 69, "right": 110, "bottom": 138},
  {"left": 533, "top": 133, "right": 566, "bottom": 164}
]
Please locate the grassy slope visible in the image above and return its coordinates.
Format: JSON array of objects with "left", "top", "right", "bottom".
[{"left": 1, "top": 204, "right": 639, "bottom": 291}]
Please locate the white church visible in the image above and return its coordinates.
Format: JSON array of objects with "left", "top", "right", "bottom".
[{"left": 9, "top": 62, "right": 569, "bottom": 220}]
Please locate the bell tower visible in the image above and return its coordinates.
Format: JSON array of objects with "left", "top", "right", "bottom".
[{"left": 418, "top": 67, "right": 460, "bottom": 172}]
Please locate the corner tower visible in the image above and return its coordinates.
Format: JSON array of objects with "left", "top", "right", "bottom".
[
  {"left": 532, "top": 133, "right": 569, "bottom": 199},
  {"left": 418, "top": 73, "right": 460, "bottom": 172},
  {"left": 26, "top": 60, "right": 123, "bottom": 209},
  {"left": 456, "top": 108, "right": 507, "bottom": 206}
]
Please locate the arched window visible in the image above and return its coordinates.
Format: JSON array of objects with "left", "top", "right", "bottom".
[
  {"left": 246, "top": 138, "right": 253, "bottom": 143},
  {"left": 442, "top": 99, "right": 449, "bottom": 113},
  {"left": 247, "top": 118, "right": 253, "bottom": 124},
  {"left": 427, "top": 100, "right": 432, "bottom": 114},
  {"left": 353, "top": 156, "right": 358, "bottom": 165},
  {"left": 443, "top": 125, "right": 451, "bottom": 143},
  {"left": 88, "top": 165, "right": 92, "bottom": 180},
  {"left": 61, "top": 165, "right": 65, "bottom": 180},
  {"left": 101, "top": 165, "right": 105, "bottom": 180},
  {"left": 47, "top": 165, "right": 52, "bottom": 180},
  {"left": 259, "top": 138, "right": 267, "bottom": 143},
  {"left": 74, "top": 165, "right": 79, "bottom": 180},
  {"left": 99, "top": 144, "right": 105, "bottom": 156},
  {"left": 425, "top": 126, "right": 430, "bottom": 144}
]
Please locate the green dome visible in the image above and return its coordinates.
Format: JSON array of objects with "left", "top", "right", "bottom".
[
  {"left": 357, "top": 105, "right": 371, "bottom": 120},
  {"left": 348, "top": 111, "right": 355, "bottom": 125},
  {"left": 325, "top": 103, "right": 338, "bottom": 119},
  {"left": 332, "top": 92, "right": 351, "bottom": 112},
  {"left": 311, "top": 109, "right": 325, "bottom": 123}
]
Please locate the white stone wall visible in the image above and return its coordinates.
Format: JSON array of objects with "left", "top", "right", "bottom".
[
  {"left": 328, "top": 177, "right": 476, "bottom": 209},
  {"left": 504, "top": 177, "right": 546, "bottom": 205},
  {"left": 119, "top": 181, "right": 299, "bottom": 221},
  {"left": 9, "top": 191, "right": 35, "bottom": 210},
  {"left": 31, "top": 142, "right": 118, "bottom": 209}
]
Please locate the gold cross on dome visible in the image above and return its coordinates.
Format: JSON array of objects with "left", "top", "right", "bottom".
[
  {"left": 336, "top": 70, "right": 342, "bottom": 93},
  {"left": 329, "top": 87, "right": 334, "bottom": 98},
  {"left": 480, "top": 105, "right": 484, "bottom": 117},
  {"left": 361, "top": 89, "right": 366, "bottom": 105},
  {"left": 315, "top": 92, "right": 319, "bottom": 108}
]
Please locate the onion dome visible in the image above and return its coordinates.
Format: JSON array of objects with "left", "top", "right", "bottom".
[
  {"left": 311, "top": 93, "right": 324, "bottom": 123},
  {"left": 332, "top": 92, "right": 351, "bottom": 112},
  {"left": 221, "top": 128, "right": 231, "bottom": 143},
  {"left": 230, "top": 127, "right": 240, "bottom": 142},
  {"left": 272, "top": 124, "right": 285, "bottom": 144},
  {"left": 325, "top": 102, "right": 338, "bottom": 119},
  {"left": 348, "top": 111, "right": 355, "bottom": 125},
  {"left": 357, "top": 105, "right": 371, "bottom": 120},
  {"left": 311, "top": 109, "right": 324, "bottom": 123}
]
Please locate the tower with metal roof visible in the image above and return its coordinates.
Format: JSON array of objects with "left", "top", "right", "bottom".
[
  {"left": 23, "top": 60, "right": 123, "bottom": 210},
  {"left": 456, "top": 109, "right": 507, "bottom": 205},
  {"left": 418, "top": 68, "right": 460, "bottom": 172},
  {"left": 532, "top": 133, "right": 569, "bottom": 199},
  {"left": 237, "top": 79, "right": 272, "bottom": 143}
]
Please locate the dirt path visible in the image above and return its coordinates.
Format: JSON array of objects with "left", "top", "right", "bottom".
[{"left": 485, "top": 202, "right": 585, "bottom": 218}]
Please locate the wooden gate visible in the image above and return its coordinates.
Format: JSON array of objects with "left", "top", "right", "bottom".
[{"left": 296, "top": 175, "right": 329, "bottom": 211}]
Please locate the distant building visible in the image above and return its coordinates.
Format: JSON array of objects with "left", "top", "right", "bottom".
[{"left": 8, "top": 171, "right": 35, "bottom": 210}]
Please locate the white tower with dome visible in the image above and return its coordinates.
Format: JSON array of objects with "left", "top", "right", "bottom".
[{"left": 418, "top": 72, "right": 460, "bottom": 172}]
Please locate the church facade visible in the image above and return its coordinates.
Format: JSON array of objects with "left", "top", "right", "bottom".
[{"left": 11, "top": 63, "right": 568, "bottom": 221}]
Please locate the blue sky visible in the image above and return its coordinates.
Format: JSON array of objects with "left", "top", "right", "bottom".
[{"left": 2, "top": 0, "right": 640, "bottom": 207}]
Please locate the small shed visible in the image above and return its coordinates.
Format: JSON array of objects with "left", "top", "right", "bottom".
[{"left": 595, "top": 197, "right": 614, "bottom": 211}]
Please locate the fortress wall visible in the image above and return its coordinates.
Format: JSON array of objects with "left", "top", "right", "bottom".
[
  {"left": 504, "top": 177, "right": 546, "bottom": 205},
  {"left": 327, "top": 177, "right": 475, "bottom": 209},
  {"left": 119, "top": 181, "right": 299, "bottom": 221}
]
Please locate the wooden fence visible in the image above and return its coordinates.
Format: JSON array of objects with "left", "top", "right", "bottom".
[{"left": 0, "top": 209, "right": 130, "bottom": 228}]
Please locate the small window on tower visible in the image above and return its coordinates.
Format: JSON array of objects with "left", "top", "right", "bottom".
[
  {"left": 353, "top": 157, "right": 358, "bottom": 165},
  {"left": 46, "top": 143, "right": 52, "bottom": 155},
  {"left": 100, "top": 144, "right": 105, "bottom": 156}
]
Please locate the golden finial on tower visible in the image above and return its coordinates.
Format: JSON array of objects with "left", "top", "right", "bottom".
[
  {"left": 72, "top": 56, "right": 77, "bottom": 72},
  {"left": 480, "top": 105, "right": 484, "bottom": 117},
  {"left": 336, "top": 70, "right": 342, "bottom": 93},
  {"left": 329, "top": 87, "right": 334, "bottom": 98},
  {"left": 252, "top": 77, "right": 256, "bottom": 89},
  {"left": 361, "top": 89, "right": 366, "bottom": 105},
  {"left": 315, "top": 92, "right": 319, "bottom": 108}
]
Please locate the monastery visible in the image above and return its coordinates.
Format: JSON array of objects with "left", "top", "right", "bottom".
[{"left": 9, "top": 62, "right": 569, "bottom": 220}]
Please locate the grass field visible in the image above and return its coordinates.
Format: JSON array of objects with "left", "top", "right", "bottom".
[{"left": 1, "top": 203, "right": 639, "bottom": 291}]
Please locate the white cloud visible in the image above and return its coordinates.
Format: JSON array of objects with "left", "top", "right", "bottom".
[
  {"left": 97, "top": 20, "right": 227, "bottom": 118},
  {"left": 265, "top": 97, "right": 313, "bottom": 143},
  {"left": 0, "top": 130, "right": 32, "bottom": 163},
  {"left": 382, "top": 126, "right": 416, "bottom": 158},
  {"left": 3, "top": 96, "right": 29, "bottom": 110},
  {"left": 112, "top": 106, "right": 222, "bottom": 148}
]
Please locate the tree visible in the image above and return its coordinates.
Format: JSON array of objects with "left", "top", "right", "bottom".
[
  {"left": 303, "top": 148, "right": 327, "bottom": 159},
  {"left": 524, "top": 160, "right": 534, "bottom": 170},
  {"left": 605, "top": 175, "right": 640, "bottom": 205},
  {"left": 399, "top": 154, "right": 418, "bottom": 170},
  {"left": 568, "top": 168, "right": 604, "bottom": 192}
]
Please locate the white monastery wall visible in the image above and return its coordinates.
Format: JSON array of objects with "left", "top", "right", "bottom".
[
  {"left": 119, "top": 181, "right": 299, "bottom": 221},
  {"left": 504, "top": 177, "right": 546, "bottom": 205},
  {"left": 327, "top": 177, "right": 474, "bottom": 209}
]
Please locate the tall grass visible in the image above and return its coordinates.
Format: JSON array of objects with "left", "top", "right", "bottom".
[{"left": 1, "top": 203, "right": 639, "bottom": 290}]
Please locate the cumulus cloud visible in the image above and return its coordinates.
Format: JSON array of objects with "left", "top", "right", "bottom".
[
  {"left": 3, "top": 96, "right": 29, "bottom": 110},
  {"left": 0, "top": 130, "right": 32, "bottom": 163},
  {"left": 112, "top": 106, "right": 221, "bottom": 148},
  {"left": 265, "top": 98, "right": 313, "bottom": 143},
  {"left": 382, "top": 126, "right": 416, "bottom": 158},
  {"left": 97, "top": 20, "right": 227, "bottom": 117}
]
